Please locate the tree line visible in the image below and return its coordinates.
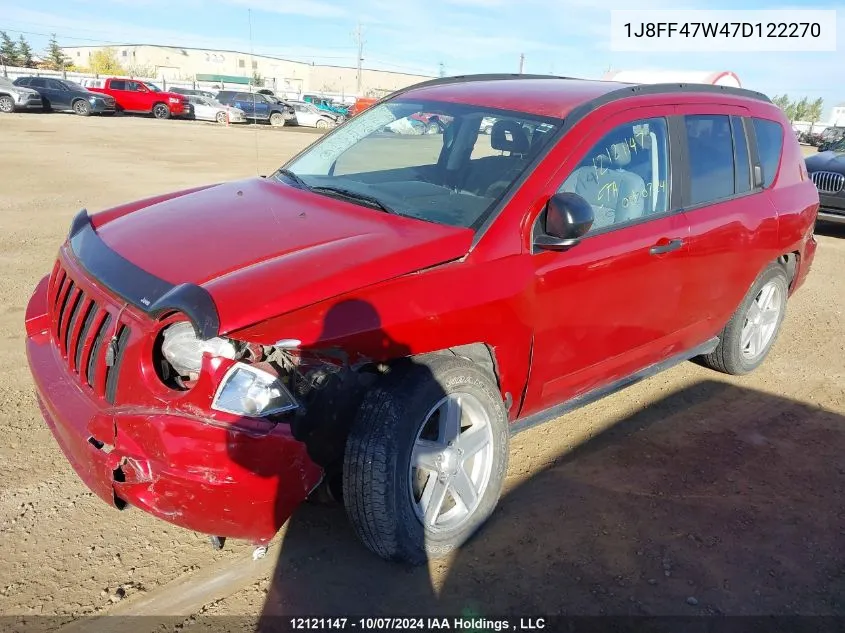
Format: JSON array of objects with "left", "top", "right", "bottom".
[
  {"left": 771, "top": 94, "right": 825, "bottom": 127},
  {"left": 1, "top": 32, "right": 72, "bottom": 71},
  {"left": 0, "top": 33, "right": 158, "bottom": 77}
]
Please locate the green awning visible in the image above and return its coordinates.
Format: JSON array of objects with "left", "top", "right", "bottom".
[{"left": 195, "top": 74, "right": 252, "bottom": 84}]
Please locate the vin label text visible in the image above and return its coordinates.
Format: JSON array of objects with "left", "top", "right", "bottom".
[{"left": 610, "top": 10, "right": 837, "bottom": 52}]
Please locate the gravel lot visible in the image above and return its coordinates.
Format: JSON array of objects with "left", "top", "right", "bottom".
[{"left": 1, "top": 114, "right": 843, "bottom": 625}]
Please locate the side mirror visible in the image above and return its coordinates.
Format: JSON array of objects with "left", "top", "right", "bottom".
[{"left": 534, "top": 192, "right": 594, "bottom": 252}]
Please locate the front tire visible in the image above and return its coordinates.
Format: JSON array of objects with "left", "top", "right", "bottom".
[
  {"left": 216, "top": 111, "right": 227, "bottom": 124},
  {"left": 316, "top": 118, "right": 329, "bottom": 129},
  {"left": 269, "top": 112, "right": 284, "bottom": 126},
  {"left": 343, "top": 356, "right": 509, "bottom": 565},
  {"left": 0, "top": 95, "right": 15, "bottom": 113},
  {"left": 152, "top": 103, "right": 171, "bottom": 119},
  {"left": 700, "top": 262, "right": 789, "bottom": 375},
  {"left": 73, "top": 99, "right": 92, "bottom": 116}
]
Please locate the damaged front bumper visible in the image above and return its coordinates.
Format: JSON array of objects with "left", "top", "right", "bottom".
[{"left": 26, "top": 285, "right": 323, "bottom": 544}]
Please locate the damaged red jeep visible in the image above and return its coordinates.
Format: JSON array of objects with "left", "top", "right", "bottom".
[{"left": 25, "top": 75, "right": 818, "bottom": 565}]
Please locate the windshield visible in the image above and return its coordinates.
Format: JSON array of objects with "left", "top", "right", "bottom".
[{"left": 280, "top": 99, "right": 560, "bottom": 229}]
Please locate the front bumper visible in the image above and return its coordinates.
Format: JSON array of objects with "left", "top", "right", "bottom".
[
  {"left": 91, "top": 100, "right": 116, "bottom": 114},
  {"left": 17, "top": 95, "right": 43, "bottom": 110},
  {"left": 25, "top": 279, "right": 323, "bottom": 543}
]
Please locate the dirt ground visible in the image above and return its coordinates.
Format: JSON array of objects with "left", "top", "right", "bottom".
[{"left": 0, "top": 113, "right": 843, "bottom": 626}]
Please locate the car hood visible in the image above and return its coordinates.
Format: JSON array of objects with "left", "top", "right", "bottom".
[
  {"left": 94, "top": 178, "right": 473, "bottom": 335},
  {"left": 9, "top": 83, "right": 39, "bottom": 96},
  {"left": 805, "top": 151, "right": 845, "bottom": 174}
]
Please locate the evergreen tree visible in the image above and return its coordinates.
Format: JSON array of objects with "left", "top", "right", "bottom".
[
  {"left": 0, "top": 31, "right": 20, "bottom": 67},
  {"left": 17, "top": 35, "right": 34, "bottom": 67},
  {"left": 44, "top": 33, "right": 70, "bottom": 70}
]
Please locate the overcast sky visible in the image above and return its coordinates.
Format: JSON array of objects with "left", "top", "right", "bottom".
[{"left": 2, "top": 0, "right": 844, "bottom": 117}]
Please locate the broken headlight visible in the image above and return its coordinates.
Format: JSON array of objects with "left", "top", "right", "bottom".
[
  {"left": 211, "top": 363, "right": 299, "bottom": 417},
  {"left": 160, "top": 321, "right": 238, "bottom": 378}
]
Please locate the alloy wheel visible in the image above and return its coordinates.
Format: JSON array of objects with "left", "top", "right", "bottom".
[
  {"left": 408, "top": 392, "right": 494, "bottom": 532},
  {"left": 740, "top": 280, "right": 782, "bottom": 360}
]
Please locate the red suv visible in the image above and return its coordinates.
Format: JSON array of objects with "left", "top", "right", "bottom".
[{"left": 25, "top": 75, "right": 818, "bottom": 565}]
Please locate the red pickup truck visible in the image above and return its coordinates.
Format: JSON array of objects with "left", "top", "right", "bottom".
[{"left": 83, "top": 77, "right": 190, "bottom": 119}]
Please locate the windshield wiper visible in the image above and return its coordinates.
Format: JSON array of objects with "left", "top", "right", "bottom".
[
  {"left": 276, "top": 169, "right": 311, "bottom": 190},
  {"left": 310, "top": 186, "right": 398, "bottom": 215}
]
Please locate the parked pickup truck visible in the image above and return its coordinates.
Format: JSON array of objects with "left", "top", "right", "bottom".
[{"left": 82, "top": 78, "right": 190, "bottom": 119}]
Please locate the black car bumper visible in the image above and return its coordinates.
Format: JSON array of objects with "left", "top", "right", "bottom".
[
  {"left": 817, "top": 193, "right": 845, "bottom": 225},
  {"left": 90, "top": 100, "right": 116, "bottom": 114}
]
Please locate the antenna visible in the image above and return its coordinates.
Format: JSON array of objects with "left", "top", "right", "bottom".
[
  {"left": 354, "top": 23, "right": 365, "bottom": 94},
  {"left": 248, "top": 8, "right": 259, "bottom": 176}
]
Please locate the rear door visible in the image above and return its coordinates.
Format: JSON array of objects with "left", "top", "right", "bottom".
[
  {"left": 107, "top": 79, "right": 130, "bottom": 110},
  {"left": 673, "top": 106, "right": 781, "bottom": 342},
  {"left": 522, "top": 106, "right": 697, "bottom": 415},
  {"left": 28, "top": 77, "right": 56, "bottom": 107},
  {"left": 233, "top": 92, "right": 256, "bottom": 118}
]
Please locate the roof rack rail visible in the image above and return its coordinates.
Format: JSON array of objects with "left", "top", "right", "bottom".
[
  {"left": 386, "top": 73, "right": 588, "bottom": 100},
  {"left": 387, "top": 74, "right": 771, "bottom": 106}
]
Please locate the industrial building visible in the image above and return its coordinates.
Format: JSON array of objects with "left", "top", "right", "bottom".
[{"left": 61, "top": 44, "right": 433, "bottom": 100}]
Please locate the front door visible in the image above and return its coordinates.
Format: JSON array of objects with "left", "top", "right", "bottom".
[
  {"left": 522, "top": 109, "right": 696, "bottom": 416},
  {"left": 45, "top": 79, "right": 72, "bottom": 110}
]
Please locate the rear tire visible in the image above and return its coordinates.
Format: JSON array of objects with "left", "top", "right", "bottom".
[
  {"left": 343, "top": 356, "right": 509, "bottom": 565},
  {"left": 73, "top": 99, "right": 92, "bottom": 116},
  {"left": 700, "top": 263, "right": 788, "bottom": 375},
  {"left": 0, "top": 95, "right": 15, "bottom": 113},
  {"left": 152, "top": 103, "right": 171, "bottom": 119}
]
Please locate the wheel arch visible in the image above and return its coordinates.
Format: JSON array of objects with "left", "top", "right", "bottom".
[{"left": 777, "top": 251, "right": 799, "bottom": 289}]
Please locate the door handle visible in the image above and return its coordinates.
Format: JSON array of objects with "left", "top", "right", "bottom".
[{"left": 649, "top": 238, "right": 684, "bottom": 255}]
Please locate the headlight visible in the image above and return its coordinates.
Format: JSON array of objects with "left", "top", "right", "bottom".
[
  {"left": 88, "top": 96, "right": 99, "bottom": 103},
  {"left": 160, "top": 321, "right": 237, "bottom": 377},
  {"left": 212, "top": 363, "right": 299, "bottom": 417}
]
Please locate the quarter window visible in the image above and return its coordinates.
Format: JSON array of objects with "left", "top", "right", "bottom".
[
  {"left": 558, "top": 117, "right": 670, "bottom": 233},
  {"left": 685, "top": 115, "right": 735, "bottom": 205},
  {"left": 753, "top": 118, "right": 784, "bottom": 188}
]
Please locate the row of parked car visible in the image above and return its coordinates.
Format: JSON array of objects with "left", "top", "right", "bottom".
[
  {"left": 796, "top": 125, "right": 845, "bottom": 150},
  {"left": 0, "top": 75, "right": 349, "bottom": 129}
]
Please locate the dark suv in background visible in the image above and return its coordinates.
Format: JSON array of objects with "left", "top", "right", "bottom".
[
  {"left": 806, "top": 137, "right": 845, "bottom": 225},
  {"left": 215, "top": 91, "right": 295, "bottom": 126},
  {"left": 13, "top": 77, "right": 116, "bottom": 116}
]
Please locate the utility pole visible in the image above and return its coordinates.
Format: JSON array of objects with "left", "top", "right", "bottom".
[
  {"left": 354, "top": 23, "right": 364, "bottom": 94},
  {"left": 518, "top": 53, "right": 525, "bottom": 74},
  {"left": 438, "top": 62, "right": 446, "bottom": 78}
]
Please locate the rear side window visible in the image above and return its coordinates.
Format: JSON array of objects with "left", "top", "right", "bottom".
[
  {"left": 684, "top": 115, "right": 735, "bottom": 205},
  {"left": 752, "top": 118, "right": 784, "bottom": 188},
  {"left": 110, "top": 79, "right": 127, "bottom": 90}
]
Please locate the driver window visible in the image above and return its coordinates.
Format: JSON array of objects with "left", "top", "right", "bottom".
[{"left": 559, "top": 117, "right": 670, "bottom": 234}]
